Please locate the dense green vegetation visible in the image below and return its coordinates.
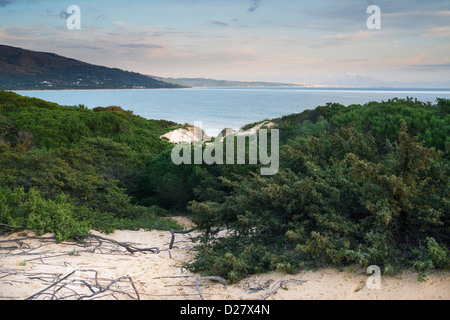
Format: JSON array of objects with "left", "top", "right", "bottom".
[
  {"left": 0, "top": 91, "right": 182, "bottom": 239},
  {"left": 185, "top": 97, "right": 449, "bottom": 282},
  {"left": 0, "top": 90, "right": 448, "bottom": 283}
]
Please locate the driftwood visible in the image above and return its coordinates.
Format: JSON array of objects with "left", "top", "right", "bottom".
[
  {"left": 259, "top": 279, "right": 307, "bottom": 300},
  {"left": 0, "top": 224, "right": 234, "bottom": 300},
  {"left": 0, "top": 230, "right": 166, "bottom": 300},
  {"left": 24, "top": 268, "right": 140, "bottom": 300},
  {"left": 195, "top": 276, "right": 227, "bottom": 300},
  {"left": 169, "top": 227, "right": 198, "bottom": 249},
  {"left": 74, "top": 234, "right": 161, "bottom": 254},
  {"left": 0, "top": 223, "right": 27, "bottom": 230}
]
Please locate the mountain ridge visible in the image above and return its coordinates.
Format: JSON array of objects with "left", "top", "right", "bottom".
[
  {"left": 0, "top": 44, "right": 183, "bottom": 90},
  {"left": 154, "top": 77, "right": 307, "bottom": 88}
]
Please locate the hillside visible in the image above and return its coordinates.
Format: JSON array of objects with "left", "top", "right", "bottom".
[
  {"left": 0, "top": 45, "right": 183, "bottom": 90},
  {"left": 155, "top": 77, "right": 306, "bottom": 88}
]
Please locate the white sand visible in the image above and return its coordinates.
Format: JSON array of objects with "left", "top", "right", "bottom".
[
  {"left": 1, "top": 217, "right": 448, "bottom": 300},
  {"left": 161, "top": 125, "right": 209, "bottom": 144},
  {"left": 161, "top": 121, "right": 276, "bottom": 144}
]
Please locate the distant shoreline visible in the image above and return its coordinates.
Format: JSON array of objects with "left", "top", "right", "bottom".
[
  {"left": 9, "top": 86, "right": 450, "bottom": 92},
  {"left": 7, "top": 87, "right": 190, "bottom": 92}
]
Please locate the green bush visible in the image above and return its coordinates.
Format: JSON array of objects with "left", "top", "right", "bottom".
[
  {"left": 0, "top": 187, "right": 90, "bottom": 241},
  {"left": 187, "top": 120, "right": 449, "bottom": 283},
  {"left": 0, "top": 91, "right": 182, "bottom": 239}
]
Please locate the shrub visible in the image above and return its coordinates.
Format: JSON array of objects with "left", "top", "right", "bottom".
[
  {"left": 0, "top": 187, "right": 90, "bottom": 241},
  {"left": 187, "top": 120, "right": 449, "bottom": 282}
]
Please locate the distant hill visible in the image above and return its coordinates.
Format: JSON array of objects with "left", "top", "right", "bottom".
[
  {"left": 155, "top": 77, "right": 306, "bottom": 88},
  {"left": 0, "top": 44, "right": 183, "bottom": 90}
]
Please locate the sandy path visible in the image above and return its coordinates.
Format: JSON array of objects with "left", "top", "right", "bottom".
[{"left": 0, "top": 217, "right": 448, "bottom": 300}]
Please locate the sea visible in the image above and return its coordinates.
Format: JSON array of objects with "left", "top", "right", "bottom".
[{"left": 14, "top": 87, "right": 450, "bottom": 137}]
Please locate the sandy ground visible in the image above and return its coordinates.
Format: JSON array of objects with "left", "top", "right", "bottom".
[
  {"left": 0, "top": 217, "right": 448, "bottom": 300},
  {"left": 160, "top": 121, "right": 276, "bottom": 144}
]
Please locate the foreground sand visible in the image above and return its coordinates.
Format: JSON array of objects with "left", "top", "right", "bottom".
[{"left": 1, "top": 217, "right": 448, "bottom": 300}]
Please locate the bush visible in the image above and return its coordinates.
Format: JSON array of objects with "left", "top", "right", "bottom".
[
  {"left": 0, "top": 187, "right": 90, "bottom": 241},
  {"left": 0, "top": 91, "right": 182, "bottom": 238},
  {"left": 187, "top": 120, "right": 449, "bottom": 282}
]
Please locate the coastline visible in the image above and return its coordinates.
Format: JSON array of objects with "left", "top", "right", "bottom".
[
  {"left": 8, "top": 86, "right": 450, "bottom": 93},
  {"left": 7, "top": 87, "right": 190, "bottom": 92}
]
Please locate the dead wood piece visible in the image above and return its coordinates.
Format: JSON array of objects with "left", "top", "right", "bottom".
[
  {"left": 259, "top": 279, "right": 307, "bottom": 300},
  {"left": 77, "top": 275, "right": 140, "bottom": 300},
  {"left": 25, "top": 270, "right": 77, "bottom": 300},
  {"left": 195, "top": 276, "right": 227, "bottom": 300},
  {"left": 74, "top": 234, "right": 160, "bottom": 255},
  {"left": 169, "top": 227, "right": 198, "bottom": 249},
  {"left": 24, "top": 268, "right": 140, "bottom": 300}
]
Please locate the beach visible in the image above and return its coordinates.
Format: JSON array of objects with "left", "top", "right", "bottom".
[{"left": 0, "top": 216, "right": 448, "bottom": 300}]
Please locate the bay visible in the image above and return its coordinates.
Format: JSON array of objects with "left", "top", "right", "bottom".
[{"left": 15, "top": 87, "right": 450, "bottom": 136}]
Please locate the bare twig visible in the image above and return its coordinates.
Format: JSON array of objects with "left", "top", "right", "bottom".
[
  {"left": 195, "top": 276, "right": 227, "bottom": 300},
  {"left": 77, "top": 275, "right": 140, "bottom": 300},
  {"left": 23, "top": 267, "right": 140, "bottom": 300},
  {"left": 74, "top": 234, "right": 160, "bottom": 254},
  {"left": 25, "top": 270, "right": 77, "bottom": 300},
  {"left": 1, "top": 227, "right": 199, "bottom": 300},
  {"left": 0, "top": 236, "right": 56, "bottom": 244},
  {"left": 169, "top": 227, "right": 198, "bottom": 249},
  {"left": 0, "top": 223, "right": 27, "bottom": 230},
  {"left": 259, "top": 279, "right": 307, "bottom": 300}
]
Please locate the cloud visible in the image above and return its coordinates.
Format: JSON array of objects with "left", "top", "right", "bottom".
[
  {"left": 422, "top": 26, "right": 450, "bottom": 38},
  {"left": 312, "top": 31, "right": 374, "bottom": 48},
  {"left": 119, "top": 43, "right": 164, "bottom": 49},
  {"left": 407, "top": 63, "right": 450, "bottom": 70},
  {"left": 60, "top": 44, "right": 103, "bottom": 51},
  {"left": 211, "top": 20, "right": 228, "bottom": 27},
  {"left": 384, "top": 10, "right": 450, "bottom": 17},
  {"left": 0, "top": 0, "right": 13, "bottom": 7},
  {"left": 247, "top": 0, "right": 261, "bottom": 13}
]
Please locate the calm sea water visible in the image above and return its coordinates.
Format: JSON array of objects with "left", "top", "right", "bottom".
[{"left": 15, "top": 87, "right": 450, "bottom": 136}]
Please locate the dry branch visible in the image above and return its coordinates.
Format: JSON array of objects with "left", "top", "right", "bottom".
[
  {"left": 24, "top": 268, "right": 140, "bottom": 300},
  {"left": 169, "top": 227, "right": 198, "bottom": 249},
  {"left": 259, "top": 279, "right": 307, "bottom": 300},
  {"left": 0, "top": 227, "right": 201, "bottom": 300},
  {"left": 0, "top": 232, "right": 161, "bottom": 300},
  {"left": 77, "top": 275, "right": 140, "bottom": 300},
  {"left": 195, "top": 276, "right": 227, "bottom": 300},
  {"left": 74, "top": 234, "right": 160, "bottom": 254},
  {"left": 25, "top": 270, "right": 77, "bottom": 300}
]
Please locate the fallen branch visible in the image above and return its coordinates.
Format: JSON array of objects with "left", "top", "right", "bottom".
[
  {"left": 74, "top": 234, "right": 160, "bottom": 255},
  {"left": 259, "top": 279, "right": 307, "bottom": 300},
  {"left": 195, "top": 276, "right": 227, "bottom": 300},
  {"left": 0, "top": 223, "right": 27, "bottom": 230},
  {"left": 0, "top": 236, "right": 56, "bottom": 244},
  {"left": 169, "top": 227, "right": 198, "bottom": 249},
  {"left": 25, "top": 270, "right": 77, "bottom": 300},
  {"left": 24, "top": 268, "right": 140, "bottom": 300},
  {"left": 77, "top": 275, "right": 140, "bottom": 300}
]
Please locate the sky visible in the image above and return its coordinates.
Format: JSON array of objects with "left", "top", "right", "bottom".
[{"left": 1, "top": 0, "right": 450, "bottom": 87}]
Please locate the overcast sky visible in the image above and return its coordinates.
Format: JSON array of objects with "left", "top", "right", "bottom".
[{"left": 1, "top": 0, "right": 450, "bottom": 86}]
